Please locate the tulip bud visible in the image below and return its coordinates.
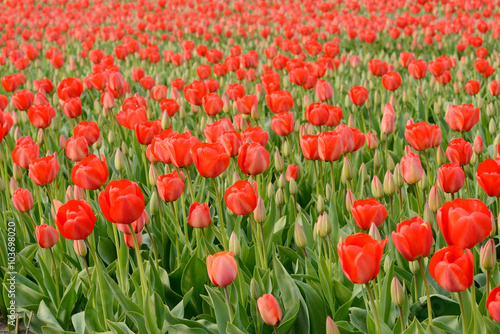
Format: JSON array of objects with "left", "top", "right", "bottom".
[
  {"left": 480, "top": 239, "right": 496, "bottom": 272},
  {"left": 254, "top": 197, "right": 266, "bottom": 223},
  {"left": 150, "top": 190, "right": 160, "bottom": 213},
  {"left": 325, "top": 183, "right": 332, "bottom": 201},
  {"left": 275, "top": 188, "right": 284, "bottom": 207},
  {"left": 10, "top": 177, "right": 18, "bottom": 193},
  {"left": 341, "top": 156, "right": 354, "bottom": 183},
  {"left": 267, "top": 182, "right": 275, "bottom": 198},
  {"left": 373, "top": 151, "right": 382, "bottom": 169},
  {"left": 423, "top": 203, "right": 434, "bottom": 225},
  {"left": 289, "top": 178, "right": 298, "bottom": 195},
  {"left": 74, "top": 186, "right": 85, "bottom": 201},
  {"left": 35, "top": 224, "right": 59, "bottom": 249},
  {"left": 384, "top": 255, "right": 392, "bottom": 273},
  {"left": 282, "top": 140, "right": 291, "bottom": 157},
  {"left": 359, "top": 163, "right": 368, "bottom": 182},
  {"left": 59, "top": 134, "right": 67, "bottom": 150},
  {"left": 13, "top": 164, "right": 22, "bottom": 181},
  {"left": 318, "top": 213, "right": 332, "bottom": 238},
  {"left": 436, "top": 146, "right": 446, "bottom": 166},
  {"left": 114, "top": 148, "right": 125, "bottom": 171},
  {"left": 317, "top": 195, "right": 324, "bottom": 213},
  {"left": 251, "top": 106, "right": 260, "bottom": 121},
  {"left": 65, "top": 186, "right": 74, "bottom": 201},
  {"left": 107, "top": 130, "right": 115, "bottom": 144},
  {"left": 346, "top": 189, "right": 356, "bottom": 211},
  {"left": 0, "top": 177, "right": 5, "bottom": 192},
  {"left": 274, "top": 150, "right": 285, "bottom": 172},
  {"left": 74, "top": 239, "right": 87, "bottom": 257},
  {"left": 374, "top": 91, "right": 381, "bottom": 106},
  {"left": 250, "top": 278, "right": 261, "bottom": 300},
  {"left": 386, "top": 153, "right": 395, "bottom": 171},
  {"left": 391, "top": 277, "right": 405, "bottom": 307},
  {"left": 326, "top": 316, "right": 340, "bottom": 334},
  {"left": 161, "top": 111, "right": 170, "bottom": 130},
  {"left": 229, "top": 231, "right": 241, "bottom": 257},
  {"left": 148, "top": 164, "right": 159, "bottom": 186},
  {"left": 121, "top": 142, "right": 129, "bottom": 156},
  {"left": 232, "top": 171, "right": 241, "bottom": 184},
  {"left": 294, "top": 120, "right": 300, "bottom": 133},
  {"left": 418, "top": 172, "right": 429, "bottom": 190},
  {"left": 371, "top": 176, "right": 384, "bottom": 198},
  {"left": 428, "top": 185, "right": 442, "bottom": 212},
  {"left": 125, "top": 232, "right": 143, "bottom": 249},
  {"left": 347, "top": 114, "right": 355, "bottom": 128},
  {"left": 393, "top": 164, "right": 404, "bottom": 188},
  {"left": 294, "top": 223, "right": 307, "bottom": 249},
  {"left": 473, "top": 135, "right": 484, "bottom": 155},
  {"left": 409, "top": 260, "right": 419, "bottom": 274},
  {"left": 487, "top": 103, "right": 495, "bottom": 118},
  {"left": 278, "top": 174, "right": 286, "bottom": 189},
  {"left": 402, "top": 90, "right": 408, "bottom": 103},
  {"left": 368, "top": 223, "right": 381, "bottom": 241},
  {"left": 37, "top": 128, "right": 45, "bottom": 144},
  {"left": 383, "top": 171, "right": 396, "bottom": 196},
  {"left": 491, "top": 214, "right": 498, "bottom": 238},
  {"left": 13, "top": 126, "right": 21, "bottom": 141}
]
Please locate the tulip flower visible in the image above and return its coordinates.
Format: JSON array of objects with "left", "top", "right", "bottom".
[
  {"left": 257, "top": 294, "right": 283, "bottom": 329},
  {"left": 98, "top": 179, "right": 145, "bottom": 225},
  {"left": 12, "top": 137, "right": 40, "bottom": 169}
]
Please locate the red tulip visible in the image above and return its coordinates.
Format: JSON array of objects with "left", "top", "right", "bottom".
[
  {"left": 65, "top": 136, "right": 89, "bottom": 162},
  {"left": 489, "top": 80, "right": 500, "bottom": 96},
  {"left": 392, "top": 216, "right": 433, "bottom": 261},
  {"left": 12, "top": 188, "right": 33, "bottom": 213},
  {"left": 54, "top": 199, "right": 95, "bottom": 240},
  {"left": 465, "top": 80, "right": 480, "bottom": 95},
  {"left": 219, "top": 131, "right": 243, "bottom": 157},
  {"left": 368, "top": 59, "right": 388, "bottom": 77},
  {"left": 315, "top": 80, "right": 333, "bottom": 101},
  {"left": 204, "top": 118, "right": 234, "bottom": 143},
  {"left": 160, "top": 99, "right": 180, "bottom": 117},
  {"left": 184, "top": 80, "right": 207, "bottom": 106},
  {"left": 224, "top": 180, "right": 258, "bottom": 215},
  {"left": 446, "top": 104, "right": 480, "bottom": 132},
  {"left": 157, "top": 171, "right": 185, "bottom": 202},
  {"left": 400, "top": 152, "right": 424, "bottom": 184},
  {"left": 271, "top": 112, "right": 294, "bottom": 136},
  {"left": 318, "top": 131, "right": 344, "bottom": 162},
  {"left": 36, "top": 224, "right": 59, "bottom": 248},
  {"left": 337, "top": 233, "right": 388, "bottom": 284},
  {"left": 116, "top": 106, "right": 147, "bottom": 130},
  {"left": 190, "top": 143, "right": 230, "bottom": 178},
  {"left": 286, "top": 164, "right": 299, "bottom": 181},
  {"left": 438, "top": 163, "right": 465, "bottom": 194},
  {"left": 12, "top": 136, "right": 39, "bottom": 169},
  {"left": 382, "top": 71, "right": 401, "bottom": 91},
  {"left": 71, "top": 154, "right": 108, "bottom": 190},
  {"left": 257, "top": 294, "right": 283, "bottom": 326},
  {"left": 333, "top": 124, "right": 366, "bottom": 154},
  {"left": 188, "top": 202, "right": 211, "bottom": 229},
  {"left": 300, "top": 134, "right": 320, "bottom": 160},
  {"left": 437, "top": 199, "right": 492, "bottom": 249},
  {"left": 446, "top": 138, "right": 472, "bottom": 165},
  {"left": 140, "top": 76, "right": 155, "bottom": 90},
  {"left": 429, "top": 245, "right": 474, "bottom": 292},
  {"left": 116, "top": 211, "right": 148, "bottom": 235},
  {"left": 242, "top": 127, "right": 269, "bottom": 147},
  {"left": 28, "top": 154, "right": 59, "bottom": 186},
  {"left": 98, "top": 180, "right": 145, "bottom": 224},
  {"left": 63, "top": 98, "right": 82, "bottom": 119},
  {"left": 0, "top": 111, "right": 13, "bottom": 143},
  {"left": 265, "top": 90, "right": 293, "bottom": 114},
  {"left": 12, "top": 90, "right": 34, "bottom": 111},
  {"left": 166, "top": 132, "right": 201, "bottom": 168},
  {"left": 305, "top": 102, "right": 329, "bottom": 126},
  {"left": 487, "top": 286, "right": 500, "bottom": 322},
  {"left": 408, "top": 59, "right": 427, "bottom": 79},
  {"left": 207, "top": 251, "right": 237, "bottom": 287},
  {"left": 238, "top": 143, "right": 270, "bottom": 175},
  {"left": 28, "top": 103, "right": 56, "bottom": 128},
  {"left": 351, "top": 198, "right": 388, "bottom": 230},
  {"left": 325, "top": 105, "right": 342, "bottom": 127},
  {"left": 235, "top": 94, "right": 258, "bottom": 115},
  {"left": 135, "top": 120, "right": 162, "bottom": 145},
  {"left": 476, "top": 159, "right": 500, "bottom": 197},
  {"left": 404, "top": 121, "right": 442, "bottom": 151},
  {"left": 150, "top": 85, "right": 167, "bottom": 101},
  {"left": 261, "top": 71, "right": 281, "bottom": 94},
  {"left": 348, "top": 86, "right": 368, "bottom": 106},
  {"left": 74, "top": 121, "right": 100, "bottom": 146},
  {"left": 57, "top": 78, "right": 83, "bottom": 101}
]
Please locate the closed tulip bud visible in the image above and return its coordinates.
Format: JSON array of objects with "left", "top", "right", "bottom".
[
  {"left": 433, "top": 102, "right": 441, "bottom": 115},
  {"left": 436, "top": 146, "right": 446, "bottom": 166},
  {"left": 409, "top": 260, "right": 420, "bottom": 274},
  {"left": 489, "top": 119, "right": 496, "bottom": 135},
  {"left": 229, "top": 231, "right": 241, "bottom": 257},
  {"left": 423, "top": 203, "right": 434, "bottom": 224},
  {"left": 13, "top": 164, "right": 22, "bottom": 181},
  {"left": 36, "top": 224, "right": 59, "bottom": 249},
  {"left": 267, "top": 182, "right": 275, "bottom": 198},
  {"left": 278, "top": 174, "right": 286, "bottom": 189},
  {"left": 275, "top": 188, "right": 284, "bottom": 207},
  {"left": 347, "top": 114, "right": 355, "bottom": 128},
  {"left": 487, "top": 103, "right": 495, "bottom": 118},
  {"left": 114, "top": 148, "right": 124, "bottom": 171},
  {"left": 232, "top": 171, "right": 241, "bottom": 184},
  {"left": 295, "top": 224, "right": 307, "bottom": 249},
  {"left": 471, "top": 153, "right": 477, "bottom": 165},
  {"left": 303, "top": 94, "right": 310, "bottom": 107},
  {"left": 428, "top": 185, "right": 442, "bottom": 212},
  {"left": 384, "top": 255, "right": 392, "bottom": 273},
  {"left": 149, "top": 164, "right": 158, "bottom": 186},
  {"left": 374, "top": 91, "right": 381, "bottom": 106},
  {"left": 59, "top": 134, "right": 67, "bottom": 149},
  {"left": 325, "top": 183, "right": 332, "bottom": 200},
  {"left": 473, "top": 136, "right": 484, "bottom": 155},
  {"left": 108, "top": 130, "right": 115, "bottom": 144},
  {"left": 294, "top": 120, "right": 300, "bottom": 133},
  {"left": 274, "top": 150, "right": 285, "bottom": 172},
  {"left": 150, "top": 191, "right": 160, "bottom": 213},
  {"left": 402, "top": 90, "right": 408, "bottom": 103},
  {"left": 374, "top": 151, "right": 382, "bottom": 169},
  {"left": 14, "top": 127, "right": 21, "bottom": 141},
  {"left": 121, "top": 142, "right": 129, "bottom": 156},
  {"left": 74, "top": 186, "right": 85, "bottom": 201},
  {"left": 161, "top": 111, "right": 170, "bottom": 130},
  {"left": 254, "top": 197, "right": 266, "bottom": 223},
  {"left": 457, "top": 70, "right": 464, "bottom": 82},
  {"left": 383, "top": 171, "right": 396, "bottom": 196},
  {"left": 282, "top": 140, "right": 290, "bottom": 157},
  {"left": 389, "top": 94, "right": 396, "bottom": 106},
  {"left": 418, "top": 172, "right": 429, "bottom": 190},
  {"left": 0, "top": 178, "right": 5, "bottom": 192},
  {"left": 480, "top": 239, "right": 496, "bottom": 272},
  {"left": 391, "top": 277, "right": 405, "bottom": 307},
  {"left": 65, "top": 186, "right": 74, "bottom": 201},
  {"left": 74, "top": 239, "right": 87, "bottom": 257},
  {"left": 394, "top": 164, "right": 404, "bottom": 188},
  {"left": 368, "top": 222, "right": 381, "bottom": 241},
  {"left": 317, "top": 195, "right": 325, "bottom": 213},
  {"left": 326, "top": 317, "right": 340, "bottom": 334},
  {"left": 341, "top": 156, "right": 354, "bottom": 182},
  {"left": 37, "top": 128, "right": 44, "bottom": 144},
  {"left": 319, "top": 213, "right": 332, "bottom": 238},
  {"left": 10, "top": 177, "right": 18, "bottom": 193},
  {"left": 494, "top": 134, "right": 500, "bottom": 152},
  {"left": 346, "top": 189, "right": 356, "bottom": 211},
  {"left": 289, "top": 178, "right": 298, "bottom": 195},
  {"left": 250, "top": 278, "right": 260, "bottom": 300},
  {"left": 359, "top": 163, "right": 369, "bottom": 182},
  {"left": 371, "top": 176, "right": 384, "bottom": 198}
]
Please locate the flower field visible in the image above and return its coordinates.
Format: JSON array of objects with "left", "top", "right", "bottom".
[{"left": 2, "top": 0, "right": 500, "bottom": 333}]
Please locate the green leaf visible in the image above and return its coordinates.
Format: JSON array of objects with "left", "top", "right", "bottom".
[
  {"left": 144, "top": 293, "right": 162, "bottom": 334},
  {"left": 226, "top": 322, "right": 248, "bottom": 334},
  {"left": 402, "top": 318, "right": 426, "bottom": 334},
  {"left": 98, "top": 237, "right": 118, "bottom": 265},
  {"left": 295, "top": 280, "right": 327, "bottom": 334},
  {"left": 107, "top": 321, "right": 136, "bottom": 334},
  {"left": 206, "top": 286, "right": 230, "bottom": 334},
  {"left": 277, "top": 299, "right": 301, "bottom": 333}
]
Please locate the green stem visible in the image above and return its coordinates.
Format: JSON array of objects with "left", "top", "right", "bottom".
[
  {"left": 49, "top": 248, "right": 60, "bottom": 304},
  {"left": 457, "top": 291, "right": 467, "bottom": 334},
  {"left": 85, "top": 238, "right": 109, "bottom": 326},
  {"left": 212, "top": 178, "right": 228, "bottom": 249},
  {"left": 145, "top": 225, "right": 159, "bottom": 270},
  {"left": 399, "top": 306, "right": 405, "bottom": 330},
  {"left": 365, "top": 282, "right": 382, "bottom": 334},
  {"left": 224, "top": 286, "right": 234, "bottom": 322},
  {"left": 273, "top": 325, "right": 279, "bottom": 334},
  {"left": 184, "top": 167, "right": 196, "bottom": 203},
  {"left": 312, "top": 161, "right": 320, "bottom": 195},
  {"left": 418, "top": 258, "right": 433, "bottom": 325},
  {"left": 129, "top": 225, "right": 148, "bottom": 297}
]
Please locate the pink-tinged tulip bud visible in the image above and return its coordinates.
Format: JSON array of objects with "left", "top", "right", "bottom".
[
  {"left": 51, "top": 199, "right": 63, "bottom": 220},
  {"left": 117, "top": 211, "right": 148, "bottom": 235},
  {"left": 9, "top": 178, "right": 18, "bottom": 195},
  {"left": 326, "top": 316, "right": 340, "bottom": 334},
  {"left": 188, "top": 202, "right": 211, "bottom": 229},
  {"left": 368, "top": 222, "right": 382, "bottom": 241},
  {"left": 101, "top": 92, "right": 115, "bottom": 110},
  {"left": 294, "top": 224, "right": 307, "bottom": 249},
  {"left": 254, "top": 197, "right": 266, "bottom": 223},
  {"left": 474, "top": 135, "right": 484, "bottom": 155},
  {"left": 366, "top": 132, "right": 379, "bottom": 149},
  {"left": 345, "top": 189, "right": 356, "bottom": 211},
  {"left": 74, "top": 185, "right": 86, "bottom": 201},
  {"left": 257, "top": 294, "right": 283, "bottom": 326},
  {"left": 400, "top": 152, "right": 424, "bottom": 184},
  {"left": 229, "top": 231, "right": 241, "bottom": 257},
  {"left": 371, "top": 175, "right": 384, "bottom": 198},
  {"left": 35, "top": 224, "right": 59, "bottom": 248},
  {"left": 124, "top": 232, "right": 143, "bottom": 249},
  {"left": 70, "top": 60, "right": 77, "bottom": 71},
  {"left": 59, "top": 134, "right": 67, "bottom": 150},
  {"left": 207, "top": 251, "right": 238, "bottom": 287},
  {"left": 286, "top": 164, "right": 299, "bottom": 181},
  {"left": 481, "top": 239, "right": 496, "bottom": 272},
  {"left": 428, "top": 185, "right": 443, "bottom": 212},
  {"left": 74, "top": 239, "right": 87, "bottom": 257},
  {"left": 12, "top": 188, "right": 33, "bottom": 212},
  {"left": 65, "top": 185, "right": 74, "bottom": 201},
  {"left": 391, "top": 277, "right": 405, "bottom": 307}
]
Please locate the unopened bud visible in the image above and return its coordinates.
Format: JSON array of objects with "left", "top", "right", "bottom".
[
  {"left": 368, "top": 223, "right": 381, "bottom": 241},
  {"left": 74, "top": 239, "right": 88, "bottom": 257},
  {"left": 480, "top": 239, "right": 496, "bottom": 272},
  {"left": 326, "top": 316, "right": 340, "bottom": 334},
  {"left": 371, "top": 175, "right": 384, "bottom": 198},
  {"left": 108, "top": 130, "right": 115, "bottom": 144},
  {"left": 254, "top": 197, "right": 266, "bottom": 223},
  {"left": 289, "top": 178, "right": 298, "bottom": 195},
  {"left": 274, "top": 150, "right": 285, "bottom": 172},
  {"left": 317, "top": 195, "right": 325, "bottom": 213},
  {"left": 341, "top": 156, "right": 354, "bottom": 183},
  {"left": 318, "top": 213, "right": 332, "bottom": 238},
  {"left": 294, "top": 224, "right": 307, "bottom": 249},
  {"left": 229, "top": 231, "right": 241, "bottom": 257},
  {"left": 150, "top": 190, "right": 160, "bottom": 213},
  {"left": 346, "top": 189, "right": 356, "bottom": 211},
  {"left": 428, "top": 185, "right": 442, "bottom": 212},
  {"left": 115, "top": 148, "right": 125, "bottom": 171},
  {"left": 409, "top": 260, "right": 419, "bottom": 274},
  {"left": 13, "top": 164, "right": 22, "bottom": 181},
  {"left": 436, "top": 146, "right": 446, "bottom": 166},
  {"left": 391, "top": 277, "right": 405, "bottom": 307},
  {"left": 267, "top": 182, "right": 275, "bottom": 198},
  {"left": 278, "top": 174, "right": 286, "bottom": 189},
  {"left": 10, "top": 177, "right": 18, "bottom": 193},
  {"left": 394, "top": 163, "right": 404, "bottom": 188},
  {"left": 275, "top": 188, "right": 284, "bottom": 207},
  {"left": 250, "top": 278, "right": 260, "bottom": 300}
]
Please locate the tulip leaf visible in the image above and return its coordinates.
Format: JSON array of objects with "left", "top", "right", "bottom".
[
  {"left": 206, "top": 286, "right": 230, "bottom": 334},
  {"left": 380, "top": 260, "right": 395, "bottom": 325},
  {"left": 107, "top": 321, "right": 136, "bottom": 334},
  {"left": 144, "top": 293, "right": 162, "bottom": 334},
  {"left": 41, "top": 326, "right": 76, "bottom": 334},
  {"left": 98, "top": 236, "right": 117, "bottom": 265},
  {"left": 168, "top": 324, "right": 210, "bottom": 334},
  {"left": 181, "top": 253, "right": 207, "bottom": 312},
  {"left": 402, "top": 318, "right": 426, "bottom": 334},
  {"left": 71, "top": 312, "right": 86, "bottom": 334},
  {"left": 56, "top": 273, "right": 80, "bottom": 328},
  {"left": 349, "top": 307, "right": 368, "bottom": 333},
  {"left": 295, "top": 280, "right": 327, "bottom": 334},
  {"left": 410, "top": 294, "right": 460, "bottom": 321},
  {"left": 277, "top": 299, "right": 301, "bottom": 333},
  {"left": 226, "top": 322, "right": 247, "bottom": 334}
]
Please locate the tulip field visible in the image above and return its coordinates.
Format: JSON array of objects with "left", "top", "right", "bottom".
[{"left": 4, "top": 0, "right": 500, "bottom": 333}]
